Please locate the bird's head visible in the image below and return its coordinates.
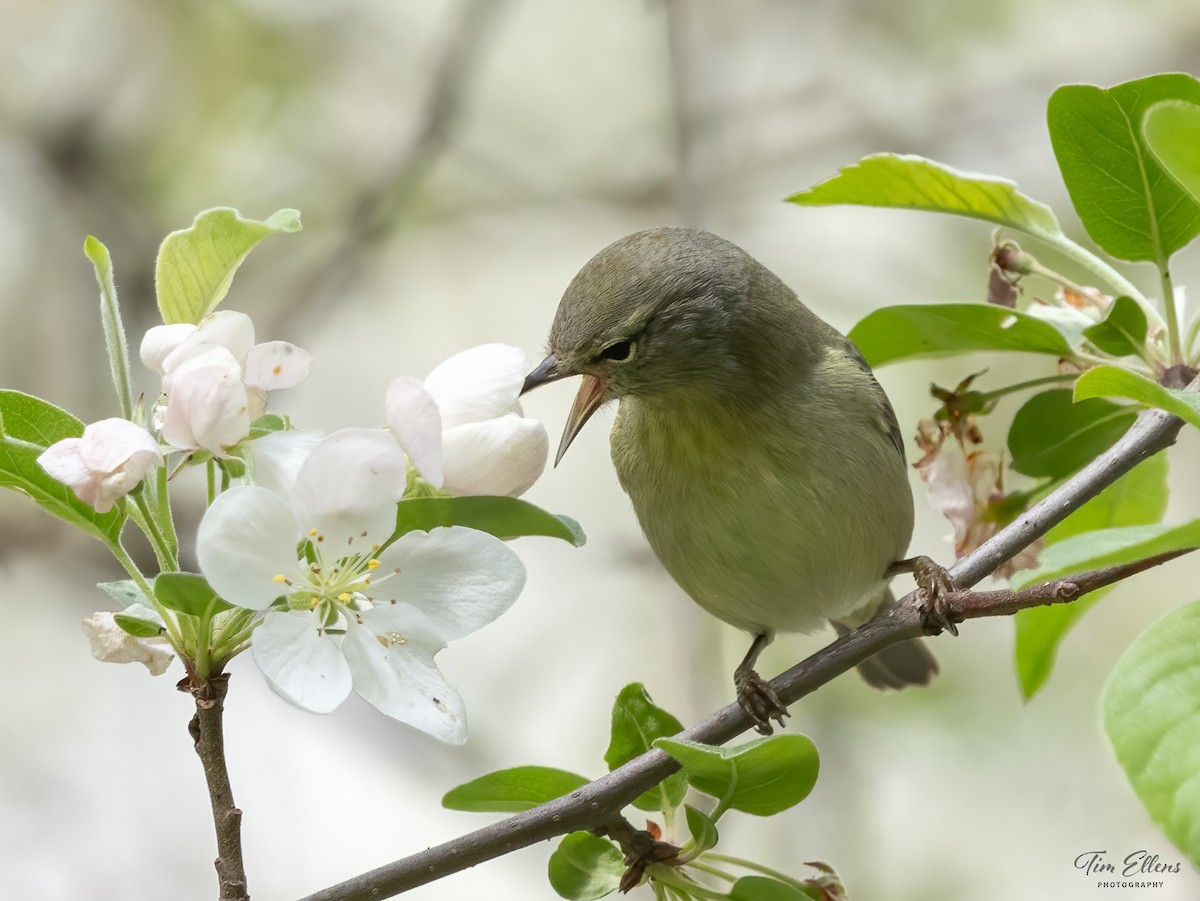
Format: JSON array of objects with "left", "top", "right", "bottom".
[{"left": 522, "top": 227, "right": 775, "bottom": 464}]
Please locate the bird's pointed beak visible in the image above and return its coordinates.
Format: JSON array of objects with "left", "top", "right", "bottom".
[
  {"left": 555, "top": 373, "right": 607, "bottom": 466},
  {"left": 521, "top": 354, "right": 569, "bottom": 395},
  {"left": 521, "top": 355, "right": 607, "bottom": 467}
]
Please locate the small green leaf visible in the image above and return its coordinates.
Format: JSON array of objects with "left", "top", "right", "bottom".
[
  {"left": 605, "top": 684, "right": 687, "bottom": 812},
  {"left": 98, "top": 580, "right": 147, "bottom": 609},
  {"left": 153, "top": 572, "right": 231, "bottom": 617},
  {"left": 441, "top": 766, "right": 590, "bottom": 813},
  {"left": 684, "top": 804, "right": 719, "bottom": 855},
  {"left": 1075, "top": 365, "right": 1200, "bottom": 430},
  {"left": 1013, "top": 465, "right": 1173, "bottom": 701},
  {"left": 1045, "top": 452, "right": 1169, "bottom": 545},
  {"left": 1007, "top": 389, "right": 1136, "bottom": 480},
  {"left": 547, "top": 832, "right": 623, "bottom": 900},
  {"left": 654, "top": 735, "right": 819, "bottom": 817},
  {"left": 1143, "top": 99, "right": 1200, "bottom": 205},
  {"left": 0, "top": 391, "right": 124, "bottom": 544},
  {"left": 155, "top": 207, "right": 301, "bottom": 324},
  {"left": 1103, "top": 600, "right": 1200, "bottom": 867},
  {"left": 848, "top": 304, "right": 1073, "bottom": 367},
  {"left": 1012, "top": 520, "right": 1200, "bottom": 591},
  {"left": 248, "top": 413, "right": 289, "bottom": 439},
  {"left": 1048, "top": 75, "right": 1200, "bottom": 262},
  {"left": 113, "top": 613, "right": 164, "bottom": 638},
  {"left": 84, "top": 235, "right": 134, "bottom": 420},
  {"left": 730, "top": 876, "right": 820, "bottom": 900},
  {"left": 394, "top": 495, "right": 585, "bottom": 545},
  {"left": 1081, "top": 296, "right": 1149, "bottom": 357},
  {"left": 787, "top": 153, "right": 1062, "bottom": 241}
]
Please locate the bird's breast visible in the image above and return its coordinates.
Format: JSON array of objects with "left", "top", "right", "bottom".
[{"left": 610, "top": 391, "right": 913, "bottom": 635}]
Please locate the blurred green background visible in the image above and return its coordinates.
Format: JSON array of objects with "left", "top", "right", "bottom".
[{"left": 3, "top": 1, "right": 1200, "bottom": 898}]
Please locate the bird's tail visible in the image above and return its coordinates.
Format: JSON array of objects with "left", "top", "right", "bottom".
[{"left": 831, "top": 587, "right": 939, "bottom": 690}]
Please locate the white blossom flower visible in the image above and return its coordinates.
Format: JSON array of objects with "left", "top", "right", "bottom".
[
  {"left": 386, "top": 344, "right": 548, "bottom": 496},
  {"left": 38, "top": 418, "right": 162, "bottom": 513},
  {"left": 140, "top": 310, "right": 312, "bottom": 455},
  {"left": 196, "top": 427, "right": 525, "bottom": 743},
  {"left": 81, "top": 606, "right": 174, "bottom": 675}
]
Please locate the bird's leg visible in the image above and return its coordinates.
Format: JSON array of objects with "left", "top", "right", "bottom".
[
  {"left": 734, "top": 632, "right": 788, "bottom": 735},
  {"left": 887, "top": 555, "right": 959, "bottom": 636}
]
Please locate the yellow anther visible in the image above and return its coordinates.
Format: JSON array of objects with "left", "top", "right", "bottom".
[
  {"left": 309, "top": 596, "right": 319, "bottom": 606},
  {"left": 309, "top": 528, "right": 319, "bottom": 536},
  {"left": 338, "top": 592, "right": 353, "bottom": 602},
  {"left": 272, "top": 574, "right": 287, "bottom": 583},
  {"left": 367, "top": 559, "right": 381, "bottom": 570}
]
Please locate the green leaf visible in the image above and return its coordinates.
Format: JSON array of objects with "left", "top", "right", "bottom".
[
  {"left": 604, "top": 683, "right": 687, "bottom": 812},
  {"left": 154, "top": 207, "right": 301, "bottom": 324},
  {"left": 98, "top": 579, "right": 147, "bottom": 609},
  {"left": 1143, "top": 99, "right": 1200, "bottom": 205},
  {"left": 83, "top": 235, "right": 134, "bottom": 420},
  {"left": 441, "top": 766, "right": 590, "bottom": 813},
  {"left": 248, "top": 413, "right": 290, "bottom": 439},
  {"left": 1103, "top": 600, "right": 1200, "bottom": 867},
  {"left": 787, "top": 153, "right": 1062, "bottom": 241},
  {"left": 1015, "top": 480, "right": 1181, "bottom": 702},
  {"left": 1013, "top": 521, "right": 1200, "bottom": 591},
  {"left": 1007, "top": 389, "right": 1136, "bottom": 479},
  {"left": 1075, "top": 365, "right": 1200, "bottom": 430},
  {"left": 1081, "top": 296, "right": 1149, "bottom": 357},
  {"left": 0, "top": 391, "right": 124, "bottom": 544},
  {"left": 1047, "top": 75, "right": 1200, "bottom": 262},
  {"left": 654, "top": 735, "right": 819, "bottom": 817},
  {"left": 394, "top": 495, "right": 585, "bottom": 545},
  {"left": 113, "top": 613, "right": 164, "bottom": 638},
  {"left": 731, "top": 876, "right": 820, "bottom": 901},
  {"left": 547, "top": 832, "right": 623, "bottom": 900},
  {"left": 848, "top": 304, "right": 1074, "bottom": 367},
  {"left": 684, "top": 804, "right": 719, "bottom": 855},
  {"left": 153, "top": 572, "right": 232, "bottom": 617},
  {"left": 1045, "top": 452, "right": 1169, "bottom": 545}
]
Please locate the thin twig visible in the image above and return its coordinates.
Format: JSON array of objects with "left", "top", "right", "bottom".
[
  {"left": 296, "top": 399, "right": 1191, "bottom": 900},
  {"left": 183, "top": 673, "right": 249, "bottom": 901}
]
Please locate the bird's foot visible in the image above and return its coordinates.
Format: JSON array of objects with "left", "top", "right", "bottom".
[
  {"left": 734, "top": 665, "right": 788, "bottom": 735},
  {"left": 890, "top": 555, "right": 958, "bottom": 636}
]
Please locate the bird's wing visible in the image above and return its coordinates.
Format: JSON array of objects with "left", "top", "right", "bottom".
[{"left": 842, "top": 338, "right": 906, "bottom": 461}]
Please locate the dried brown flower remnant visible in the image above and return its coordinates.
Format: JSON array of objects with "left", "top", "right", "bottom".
[{"left": 914, "top": 419, "right": 1041, "bottom": 579}]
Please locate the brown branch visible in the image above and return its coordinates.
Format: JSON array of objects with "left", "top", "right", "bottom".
[
  {"left": 182, "top": 673, "right": 249, "bottom": 901},
  {"left": 296, "top": 545, "right": 1190, "bottom": 901},
  {"left": 296, "top": 384, "right": 1198, "bottom": 900}
]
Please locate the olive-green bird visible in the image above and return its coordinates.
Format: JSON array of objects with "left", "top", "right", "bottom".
[{"left": 523, "top": 228, "right": 941, "bottom": 733}]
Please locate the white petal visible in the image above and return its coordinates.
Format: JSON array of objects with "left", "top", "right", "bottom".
[
  {"left": 246, "top": 430, "right": 323, "bottom": 496},
  {"left": 243, "top": 341, "right": 313, "bottom": 391},
  {"left": 423, "top": 344, "right": 528, "bottom": 428},
  {"left": 37, "top": 437, "right": 97, "bottom": 502},
  {"left": 197, "top": 486, "right": 300, "bottom": 610},
  {"left": 140, "top": 324, "right": 196, "bottom": 374},
  {"left": 194, "top": 310, "right": 256, "bottom": 364},
  {"left": 160, "top": 347, "right": 251, "bottom": 453},
  {"left": 81, "top": 611, "right": 174, "bottom": 676},
  {"left": 252, "top": 610, "right": 352, "bottom": 714},
  {"left": 441, "top": 415, "right": 549, "bottom": 497},
  {"left": 384, "top": 376, "right": 444, "bottom": 488},
  {"left": 373, "top": 527, "right": 525, "bottom": 640},
  {"left": 290, "top": 429, "right": 408, "bottom": 549},
  {"left": 79, "top": 418, "right": 162, "bottom": 475},
  {"left": 342, "top": 617, "right": 467, "bottom": 743}
]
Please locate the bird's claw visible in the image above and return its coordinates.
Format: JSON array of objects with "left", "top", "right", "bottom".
[
  {"left": 910, "top": 556, "right": 958, "bottom": 637},
  {"left": 734, "top": 666, "right": 788, "bottom": 735}
]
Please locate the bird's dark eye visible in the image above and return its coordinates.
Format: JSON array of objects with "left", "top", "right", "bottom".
[{"left": 598, "top": 339, "right": 633, "bottom": 362}]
